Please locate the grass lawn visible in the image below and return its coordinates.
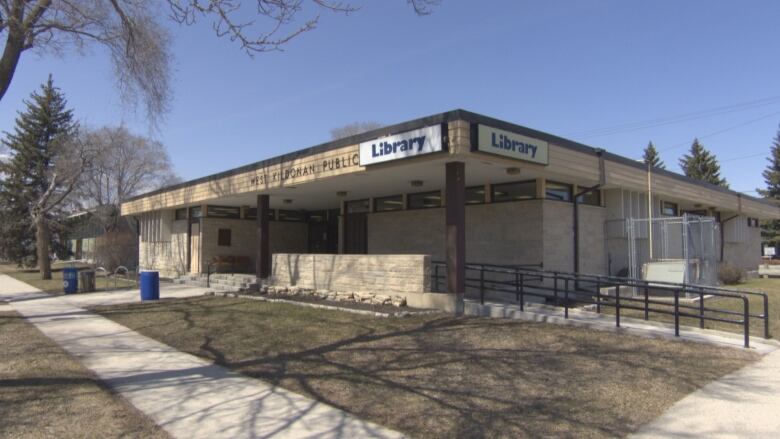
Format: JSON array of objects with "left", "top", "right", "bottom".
[
  {"left": 0, "top": 263, "right": 136, "bottom": 294},
  {"left": 595, "top": 278, "right": 780, "bottom": 340},
  {"left": 93, "top": 297, "right": 758, "bottom": 438},
  {"left": 0, "top": 310, "right": 168, "bottom": 438}
]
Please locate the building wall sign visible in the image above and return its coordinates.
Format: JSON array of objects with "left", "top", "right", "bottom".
[
  {"left": 359, "top": 124, "right": 444, "bottom": 166},
  {"left": 475, "top": 124, "right": 549, "bottom": 165}
]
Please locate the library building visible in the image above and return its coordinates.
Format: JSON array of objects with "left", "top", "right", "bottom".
[{"left": 121, "top": 110, "right": 780, "bottom": 310}]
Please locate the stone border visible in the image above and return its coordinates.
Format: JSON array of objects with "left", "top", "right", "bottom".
[
  {"left": 204, "top": 291, "right": 441, "bottom": 318},
  {"left": 260, "top": 285, "right": 409, "bottom": 307}
]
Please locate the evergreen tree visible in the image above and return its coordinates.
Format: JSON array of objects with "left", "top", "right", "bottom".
[
  {"left": 0, "top": 76, "right": 79, "bottom": 277},
  {"left": 643, "top": 141, "right": 665, "bottom": 169},
  {"left": 678, "top": 138, "right": 729, "bottom": 188},
  {"left": 757, "top": 126, "right": 780, "bottom": 244}
]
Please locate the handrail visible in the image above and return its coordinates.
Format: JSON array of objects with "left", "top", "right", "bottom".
[
  {"left": 113, "top": 266, "right": 134, "bottom": 290},
  {"left": 431, "top": 260, "right": 769, "bottom": 347}
]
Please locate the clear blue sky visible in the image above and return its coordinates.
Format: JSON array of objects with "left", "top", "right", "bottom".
[{"left": 2, "top": 0, "right": 779, "bottom": 195}]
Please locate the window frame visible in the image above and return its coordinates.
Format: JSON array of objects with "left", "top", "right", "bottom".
[
  {"left": 491, "top": 180, "right": 537, "bottom": 203},
  {"left": 661, "top": 201, "right": 679, "bottom": 217},
  {"left": 407, "top": 190, "right": 442, "bottom": 210},
  {"left": 576, "top": 189, "right": 601, "bottom": 207},
  {"left": 374, "top": 195, "right": 404, "bottom": 212},
  {"left": 206, "top": 205, "right": 241, "bottom": 219},
  {"left": 465, "top": 185, "right": 487, "bottom": 205},
  {"left": 545, "top": 181, "right": 573, "bottom": 202}
]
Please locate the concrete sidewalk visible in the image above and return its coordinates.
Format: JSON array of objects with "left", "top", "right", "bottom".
[
  {"left": 465, "top": 299, "right": 780, "bottom": 354},
  {"left": 0, "top": 274, "right": 404, "bottom": 439},
  {"left": 631, "top": 348, "right": 780, "bottom": 438}
]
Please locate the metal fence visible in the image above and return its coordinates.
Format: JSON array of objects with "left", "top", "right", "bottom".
[
  {"left": 624, "top": 214, "right": 720, "bottom": 286},
  {"left": 431, "top": 261, "right": 769, "bottom": 348}
]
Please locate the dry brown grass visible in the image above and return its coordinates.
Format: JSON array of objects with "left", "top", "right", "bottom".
[
  {"left": 0, "top": 310, "right": 169, "bottom": 439},
  {"left": 94, "top": 297, "right": 758, "bottom": 438},
  {"left": 0, "top": 263, "right": 135, "bottom": 294}
]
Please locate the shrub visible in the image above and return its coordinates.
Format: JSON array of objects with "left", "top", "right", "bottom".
[{"left": 718, "top": 263, "right": 744, "bottom": 285}]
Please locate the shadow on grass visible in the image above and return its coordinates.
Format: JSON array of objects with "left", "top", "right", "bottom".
[{"left": 93, "top": 297, "right": 759, "bottom": 438}]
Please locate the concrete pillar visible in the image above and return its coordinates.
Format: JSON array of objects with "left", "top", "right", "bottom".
[
  {"left": 256, "top": 194, "right": 270, "bottom": 279},
  {"left": 445, "top": 161, "right": 466, "bottom": 296}
]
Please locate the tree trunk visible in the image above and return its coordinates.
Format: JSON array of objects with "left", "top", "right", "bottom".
[
  {"left": 0, "top": 25, "right": 25, "bottom": 103},
  {"left": 35, "top": 215, "right": 52, "bottom": 280}
]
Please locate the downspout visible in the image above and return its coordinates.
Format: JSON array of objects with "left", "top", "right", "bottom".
[{"left": 574, "top": 149, "right": 606, "bottom": 275}]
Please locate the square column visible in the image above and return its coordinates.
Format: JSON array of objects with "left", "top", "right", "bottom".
[
  {"left": 445, "top": 161, "right": 466, "bottom": 295},
  {"left": 256, "top": 194, "right": 270, "bottom": 279}
]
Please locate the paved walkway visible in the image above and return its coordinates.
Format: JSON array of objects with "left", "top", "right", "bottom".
[
  {"left": 465, "top": 299, "right": 780, "bottom": 354},
  {"left": 631, "top": 349, "right": 780, "bottom": 438},
  {"left": 0, "top": 275, "right": 404, "bottom": 439}
]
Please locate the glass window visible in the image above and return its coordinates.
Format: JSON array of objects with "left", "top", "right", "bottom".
[
  {"left": 245, "top": 208, "right": 274, "bottom": 220},
  {"left": 277, "top": 209, "right": 305, "bottom": 222},
  {"left": 308, "top": 210, "right": 328, "bottom": 222},
  {"left": 207, "top": 205, "right": 240, "bottom": 219},
  {"left": 545, "top": 181, "right": 572, "bottom": 202},
  {"left": 661, "top": 201, "right": 678, "bottom": 216},
  {"left": 576, "top": 190, "right": 601, "bottom": 206},
  {"left": 748, "top": 217, "right": 760, "bottom": 227},
  {"left": 217, "top": 228, "right": 231, "bottom": 246},
  {"left": 408, "top": 191, "right": 442, "bottom": 209},
  {"left": 346, "top": 199, "right": 370, "bottom": 214},
  {"left": 466, "top": 186, "right": 486, "bottom": 205},
  {"left": 189, "top": 206, "right": 202, "bottom": 218},
  {"left": 374, "top": 195, "right": 404, "bottom": 212},
  {"left": 175, "top": 208, "right": 187, "bottom": 220},
  {"left": 491, "top": 180, "right": 536, "bottom": 202}
]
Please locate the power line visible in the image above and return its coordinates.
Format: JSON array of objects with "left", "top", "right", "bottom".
[
  {"left": 657, "top": 110, "right": 780, "bottom": 152},
  {"left": 566, "top": 95, "right": 780, "bottom": 139},
  {"left": 720, "top": 152, "right": 766, "bottom": 163}
]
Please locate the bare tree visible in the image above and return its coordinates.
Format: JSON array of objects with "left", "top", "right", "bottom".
[
  {"left": 330, "top": 121, "right": 383, "bottom": 140},
  {"left": 0, "top": 0, "right": 439, "bottom": 122},
  {"left": 77, "top": 126, "right": 179, "bottom": 230},
  {"left": 32, "top": 132, "right": 96, "bottom": 279}
]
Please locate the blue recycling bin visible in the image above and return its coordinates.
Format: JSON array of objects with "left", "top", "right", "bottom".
[
  {"left": 140, "top": 271, "right": 160, "bottom": 301},
  {"left": 63, "top": 268, "right": 79, "bottom": 294}
]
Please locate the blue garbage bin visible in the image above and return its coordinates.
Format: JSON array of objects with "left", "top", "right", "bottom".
[
  {"left": 140, "top": 271, "right": 160, "bottom": 301},
  {"left": 63, "top": 268, "right": 79, "bottom": 294}
]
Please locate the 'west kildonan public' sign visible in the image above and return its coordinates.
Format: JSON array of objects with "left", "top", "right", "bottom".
[
  {"left": 475, "top": 124, "right": 549, "bottom": 165},
  {"left": 359, "top": 125, "right": 444, "bottom": 166}
]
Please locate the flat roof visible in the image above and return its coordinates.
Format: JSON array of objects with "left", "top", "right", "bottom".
[{"left": 125, "top": 109, "right": 777, "bottom": 209}]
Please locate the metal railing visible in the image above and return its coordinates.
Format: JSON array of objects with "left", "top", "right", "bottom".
[{"left": 431, "top": 261, "right": 770, "bottom": 348}]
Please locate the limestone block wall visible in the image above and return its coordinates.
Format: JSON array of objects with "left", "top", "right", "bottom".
[
  {"left": 723, "top": 227, "right": 761, "bottom": 271},
  {"left": 367, "top": 200, "right": 545, "bottom": 266},
  {"left": 367, "top": 208, "right": 445, "bottom": 260},
  {"left": 578, "top": 204, "right": 608, "bottom": 275},
  {"left": 199, "top": 218, "right": 308, "bottom": 272},
  {"left": 139, "top": 219, "right": 188, "bottom": 278},
  {"left": 542, "top": 201, "right": 575, "bottom": 273},
  {"left": 466, "top": 200, "right": 544, "bottom": 266},
  {"left": 271, "top": 253, "right": 431, "bottom": 294}
]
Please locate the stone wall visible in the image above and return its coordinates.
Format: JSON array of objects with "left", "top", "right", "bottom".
[
  {"left": 139, "top": 219, "right": 188, "bottom": 278},
  {"left": 367, "top": 200, "right": 545, "bottom": 266},
  {"left": 578, "top": 204, "right": 608, "bottom": 275},
  {"left": 723, "top": 226, "right": 762, "bottom": 271},
  {"left": 271, "top": 253, "right": 431, "bottom": 294},
  {"left": 199, "top": 218, "right": 308, "bottom": 272}
]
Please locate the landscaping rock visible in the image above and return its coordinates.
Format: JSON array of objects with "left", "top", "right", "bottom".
[{"left": 391, "top": 296, "right": 406, "bottom": 307}]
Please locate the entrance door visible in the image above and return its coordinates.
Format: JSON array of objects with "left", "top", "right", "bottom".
[
  {"left": 190, "top": 222, "right": 201, "bottom": 273},
  {"left": 308, "top": 209, "right": 340, "bottom": 253},
  {"left": 344, "top": 199, "right": 369, "bottom": 254}
]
